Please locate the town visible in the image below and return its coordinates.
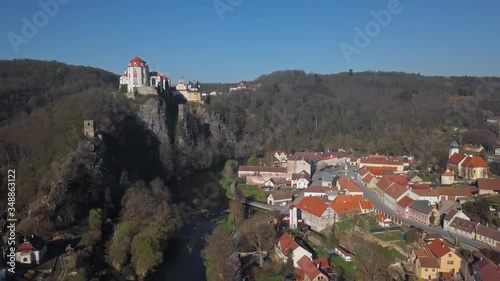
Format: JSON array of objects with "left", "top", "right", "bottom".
[{"left": 225, "top": 137, "right": 500, "bottom": 281}]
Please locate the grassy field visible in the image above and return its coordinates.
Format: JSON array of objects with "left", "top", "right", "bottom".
[
  {"left": 331, "top": 256, "right": 356, "bottom": 279},
  {"left": 216, "top": 214, "right": 235, "bottom": 232},
  {"left": 378, "top": 245, "right": 407, "bottom": 263},
  {"left": 372, "top": 230, "right": 404, "bottom": 241},
  {"left": 240, "top": 184, "right": 269, "bottom": 203}
]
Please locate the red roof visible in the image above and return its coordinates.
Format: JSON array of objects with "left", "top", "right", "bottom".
[
  {"left": 297, "top": 197, "right": 329, "bottom": 217},
  {"left": 397, "top": 196, "right": 414, "bottom": 208},
  {"left": 278, "top": 233, "right": 300, "bottom": 254},
  {"left": 424, "top": 238, "right": 454, "bottom": 258},
  {"left": 476, "top": 178, "right": 500, "bottom": 191},
  {"left": 368, "top": 166, "right": 397, "bottom": 176},
  {"left": 312, "top": 258, "right": 330, "bottom": 268},
  {"left": 410, "top": 183, "right": 431, "bottom": 189},
  {"left": 376, "top": 214, "right": 391, "bottom": 222},
  {"left": 297, "top": 256, "right": 324, "bottom": 281},
  {"left": 384, "top": 183, "right": 408, "bottom": 200},
  {"left": 361, "top": 173, "right": 375, "bottom": 183},
  {"left": 384, "top": 175, "right": 409, "bottom": 186},
  {"left": 304, "top": 186, "right": 331, "bottom": 194},
  {"left": 438, "top": 187, "right": 472, "bottom": 198},
  {"left": 331, "top": 195, "right": 373, "bottom": 214},
  {"left": 376, "top": 177, "right": 395, "bottom": 191},
  {"left": 442, "top": 170, "right": 454, "bottom": 177},
  {"left": 448, "top": 153, "right": 467, "bottom": 165},
  {"left": 337, "top": 178, "right": 363, "bottom": 193},
  {"left": 17, "top": 241, "right": 35, "bottom": 252},
  {"left": 289, "top": 204, "right": 296, "bottom": 210},
  {"left": 461, "top": 156, "right": 488, "bottom": 168},
  {"left": 129, "top": 56, "right": 146, "bottom": 67},
  {"left": 411, "top": 188, "right": 440, "bottom": 197}
]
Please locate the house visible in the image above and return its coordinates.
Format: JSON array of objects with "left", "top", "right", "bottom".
[
  {"left": 396, "top": 196, "right": 414, "bottom": 219},
  {"left": 296, "top": 195, "right": 373, "bottom": 231},
  {"left": 475, "top": 224, "right": 500, "bottom": 248},
  {"left": 415, "top": 256, "right": 440, "bottom": 280},
  {"left": 321, "top": 172, "right": 335, "bottom": 187},
  {"left": 441, "top": 170, "right": 454, "bottom": 185},
  {"left": 438, "top": 187, "right": 472, "bottom": 202},
  {"left": 295, "top": 256, "right": 329, "bottom": 281},
  {"left": 336, "top": 178, "right": 363, "bottom": 196},
  {"left": 462, "top": 144, "right": 484, "bottom": 154},
  {"left": 275, "top": 233, "right": 313, "bottom": 267},
  {"left": 292, "top": 173, "right": 311, "bottom": 189},
  {"left": 448, "top": 217, "right": 479, "bottom": 240},
  {"left": 476, "top": 178, "right": 500, "bottom": 195},
  {"left": 376, "top": 214, "right": 392, "bottom": 227},
  {"left": 443, "top": 209, "right": 470, "bottom": 231},
  {"left": 408, "top": 200, "right": 440, "bottom": 225},
  {"left": 15, "top": 235, "right": 47, "bottom": 265},
  {"left": 358, "top": 156, "right": 405, "bottom": 172},
  {"left": 409, "top": 175, "right": 424, "bottom": 184},
  {"left": 375, "top": 176, "right": 395, "bottom": 199},
  {"left": 419, "top": 236, "right": 462, "bottom": 278},
  {"left": 382, "top": 183, "right": 409, "bottom": 210},
  {"left": 304, "top": 186, "right": 331, "bottom": 197},
  {"left": 274, "top": 150, "right": 288, "bottom": 163},
  {"left": 334, "top": 245, "right": 354, "bottom": 262},
  {"left": 448, "top": 153, "right": 468, "bottom": 178},
  {"left": 409, "top": 188, "right": 440, "bottom": 205},
  {"left": 238, "top": 166, "right": 288, "bottom": 185},
  {"left": 471, "top": 253, "right": 500, "bottom": 281},
  {"left": 264, "top": 177, "right": 287, "bottom": 188},
  {"left": 312, "top": 258, "right": 335, "bottom": 279},
  {"left": 268, "top": 192, "right": 293, "bottom": 206},
  {"left": 297, "top": 197, "right": 337, "bottom": 231},
  {"left": 361, "top": 173, "right": 378, "bottom": 188},
  {"left": 287, "top": 158, "right": 312, "bottom": 175},
  {"left": 367, "top": 166, "right": 398, "bottom": 178}
]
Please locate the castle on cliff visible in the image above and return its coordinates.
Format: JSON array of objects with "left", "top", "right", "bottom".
[{"left": 119, "top": 57, "right": 171, "bottom": 94}]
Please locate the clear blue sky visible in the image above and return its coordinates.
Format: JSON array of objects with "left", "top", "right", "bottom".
[{"left": 1, "top": 0, "right": 499, "bottom": 82}]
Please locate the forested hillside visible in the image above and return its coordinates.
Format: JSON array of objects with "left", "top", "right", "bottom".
[
  {"left": 0, "top": 59, "right": 118, "bottom": 123},
  {"left": 208, "top": 70, "right": 500, "bottom": 168}
]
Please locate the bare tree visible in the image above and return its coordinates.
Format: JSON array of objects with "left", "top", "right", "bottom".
[
  {"left": 229, "top": 199, "right": 245, "bottom": 227},
  {"left": 241, "top": 217, "right": 276, "bottom": 266},
  {"left": 353, "top": 240, "right": 391, "bottom": 281}
]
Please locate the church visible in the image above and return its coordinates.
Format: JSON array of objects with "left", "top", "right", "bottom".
[{"left": 119, "top": 57, "right": 171, "bottom": 93}]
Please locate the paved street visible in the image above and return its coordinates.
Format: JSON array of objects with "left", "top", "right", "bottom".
[{"left": 341, "top": 167, "right": 499, "bottom": 252}]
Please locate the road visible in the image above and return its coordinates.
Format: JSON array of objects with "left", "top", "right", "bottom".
[{"left": 342, "top": 167, "right": 499, "bottom": 252}]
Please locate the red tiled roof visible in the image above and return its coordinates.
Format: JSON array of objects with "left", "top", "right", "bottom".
[
  {"left": 376, "top": 177, "right": 395, "bottom": 191},
  {"left": 424, "top": 238, "right": 454, "bottom": 258},
  {"left": 476, "top": 178, "right": 500, "bottom": 191},
  {"left": 331, "top": 195, "right": 373, "bottom": 214},
  {"left": 239, "top": 166, "right": 287, "bottom": 173},
  {"left": 438, "top": 187, "right": 472, "bottom": 198},
  {"left": 476, "top": 224, "right": 500, "bottom": 243},
  {"left": 442, "top": 170, "right": 454, "bottom": 177},
  {"left": 361, "top": 173, "right": 376, "bottom": 183},
  {"left": 410, "top": 183, "right": 431, "bottom": 189},
  {"left": 417, "top": 256, "right": 440, "bottom": 268},
  {"left": 358, "top": 167, "right": 370, "bottom": 177},
  {"left": 384, "top": 183, "right": 408, "bottom": 200},
  {"left": 368, "top": 166, "right": 398, "bottom": 176},
  {"left": 397, "top": 196, "right": 414, "bottom": 208},
  {"left": 461, "top": 156, "right": 488, "bottom": 168},
  {"left": 278, "top": 233, "right": 300, "bottom": 254},
  {"left": 376, "top": 214, "right": 391, "bottom": 222},
  {"left": 448, "top": 153, "right": 467, "bottom": 165},
  {"left": 297, "top": 197, "right": 329, "bottom": 217},
  {"left": 477, "top": 261, "right": 500, "bottom": 281},
  {"left": 312, "top": 258, "right": 330, "bottom": 268},
  {"left": 297, "top": 256, "right": 324, "bottom": 281},
  {"left": 385, "top": 175, "right": 409, "bottom": 186},
  {"left": 411, "top": 188, "right": 440, "bottom": 197},
  {"left": 304, "top": 186, "right": 331, "bottom": 193},
  {"left": 17, "top": 241, "right": 35, "bottom": 252},
  {"left": 449, "top": 217, "right": 479, "bottom": 234},
  {"left": 413, "top": 249, "right": 427, "bottom": 257},
  {"left": 337, "top": 178, "right": 363, "bottom": 193},
  {"left": 129, "top": 56, "right": 146, "bottom": 67}
]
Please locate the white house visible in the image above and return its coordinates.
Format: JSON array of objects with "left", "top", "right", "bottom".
[
  {"left": 443, "top": 209, "right": 470, "bottom": 231},
  {"left": 448, "top": 217, "right": 478, "bottom": 240},
  {"left": 292, "top": 173, "right": 310, "bottom": 189},
  {"left": 264, "top": 177, "right": 287, "bottom": 188},
  {"left": 275, "top": 233, "right": 313, "bottom": 267},
  {"left": 16, "top": 235, "right": 47, "bottom": 265},
  {"left": 334, "top": 245, "right": 354, "bottom": 262},
  {"left": 409, "top": 188, "right": 440, "bottom": 205},
  {"left": 376, "top": 214, "right": 392, "bottom": 227},
  {"left": 119, "top": 57, "right": 170, "bottom": 93},
  {"left": 267, "top": 192, "right": 293, "bottom": 207}
]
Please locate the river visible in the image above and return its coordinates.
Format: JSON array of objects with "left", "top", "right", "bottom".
[{"left": 147, "top": 168, "right": 228, "bottom": 281}]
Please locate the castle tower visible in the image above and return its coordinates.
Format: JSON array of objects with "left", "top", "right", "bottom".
[
  {"left": 289, "top": 204, "right": 297, "bottom": 229},
  {"left": 126, "top": 57, "right": 150, "bottom": 92},
  {"left": 83, "top": 120, "right": 96, "bottom": 138}
]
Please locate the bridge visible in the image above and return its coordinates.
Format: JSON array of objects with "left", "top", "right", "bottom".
[{"left": 230, "top": 181, "right": 284, "bottom": 213}]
